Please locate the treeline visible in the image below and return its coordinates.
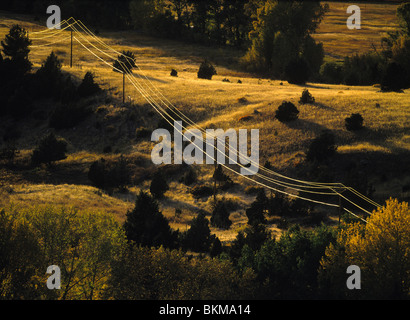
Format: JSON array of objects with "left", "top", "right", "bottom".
[
  {"left": 3, "top": 1, "right": 410, "bottom": 87},
  {"left": 1, "top": 198, "right": 409, "bottom": 300}
]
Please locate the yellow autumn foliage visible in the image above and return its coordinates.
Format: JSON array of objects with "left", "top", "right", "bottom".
[{"left": 319, "top": 198, "right": 410, "bottom": 299}]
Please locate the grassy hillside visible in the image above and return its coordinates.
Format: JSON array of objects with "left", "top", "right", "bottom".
[
  {"left": 0, "top": 3, "right": 409, "bottom": 243},
  {"left": 316, "top": 1, "right": 400, "bottom": 60}
]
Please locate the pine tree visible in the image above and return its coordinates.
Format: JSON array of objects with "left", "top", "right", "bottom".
[
  {"left": 246, "top": 188, "right": 268, "bottom": 226},
  {"left": 211, "top": 201, "right": 232, "bottom": 229},
  {"left": 1, "top": 24, "right": 32, "bottom": 74},
  {"left": 183, "top": 211, "right": 212, "bottom": 252},
  {"left": 124, "top": 191, "right": 178, "bottom": 248},
  {"left": 150, "top": 170, "right": 169, "bottom": 198}
]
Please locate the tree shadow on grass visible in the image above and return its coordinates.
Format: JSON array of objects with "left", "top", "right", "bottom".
[{"left": 284, "top": 118, "right": 329, "bottom": 135}]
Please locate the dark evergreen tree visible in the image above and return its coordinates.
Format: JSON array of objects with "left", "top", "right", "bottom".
[
  {"left": 246, "top": 188, "right": 268, "bottom": 226},
  {"left": 210, "top": 201, "right": 232, "bottom": 229},
  {"left": 88, "top": 158, "right": 107, "bottom": 189},
  {"left": 78, "top": 71, "right": 101, "bottom": 97},
  {"left": 210, "top": 237, "right": 222, "bottom": 257},
  {"left": 150, "top": 170, "right": 169, "bottom": 198},
  {"left": 183, "top": 211, "right": 212, "bottom": 252},
  {"left": 123, "top": 190, "right": 178, "bottom": 248},
  {"left": 1, "top": 24, "right": 32, "bottom": 75}
]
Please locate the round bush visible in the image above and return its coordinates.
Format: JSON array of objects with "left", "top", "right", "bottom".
[
  {"left": 197, "top": 60, "right": 216, "bottom": 80},
  {"left": 299, "top": 89, "right": 315, "bottom": 104},
  {"left": 275, "top": 101, "right": 299, "bottom": 122},
  {"left": 306, "top": 130, "right": 337, "bottom": 162},
  {"left": 345, "top": 113, "right": 364, "bottom": 131}
]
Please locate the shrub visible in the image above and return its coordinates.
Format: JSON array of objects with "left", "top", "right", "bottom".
[
  {"left": 381, "top": 62, "right": 409, "bottom": 92},
  {"left": 343, "top": 53, "right": 385, "bottom": 86},
  {"left": 150, "top": 170, "right": 169, "bottom": 198},
  {"left": 49, "top": 103, "right": 92, "bottom": 130},
  {"left": 284, "top": 57, "right": 311, "bottom": 84},
  {"left": 211, "top": 201, "right": 232, "bottom": 230},
  {"left": 320, "top": 62, "right": 344, "bottom": 84},
  {"left": 135, "top": 127, "right": 151, "bottom": 140},
  {"left": 59, "top": 75, "right": 79, "bottom": 103},
  {"left": 109, "top": 155, "right": 131, "bottom": 190},
  {"left": 88, "top": 156, "right": 131, "bottom": 190},
  {"left": 182, "top": 167, "right": 197, "bottom": 185},
  {"left": 299, "top": 89, "right": 315, "bottom": 104},
  {"left": 197, "top": 60, "right": 216, "bottom": 80},
  {"left": 275, "top": 101, "right": 299, "bottom": 122},
  {"left": 78, "top": 71, "right": 101, "bottom": 98},
  {"left": 246, "top": 189, "right": 268, "bottom": 226},
  {"left": 345, "top": 113, "right": 364, "bottom": 131},
  {"left": 31, "top": 133, "right": 67, "bottom": 166},
  {"left": 306, "top": 130, "right": 337, "bottom": 163},
  {"left": 191, "top": 185, "right": 214, "bottom": 199},
  {"left": 88, "top": 158, "right": 107, "bottom": 188},
  {"left": 170, "top": 69, "right": 178, "bottom": 77}
]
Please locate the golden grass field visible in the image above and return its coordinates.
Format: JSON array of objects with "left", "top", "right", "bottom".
[{"left": 0, "top": 2, "right": 409, "bottom": 243}]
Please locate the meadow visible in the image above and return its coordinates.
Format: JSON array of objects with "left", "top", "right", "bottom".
[{"left": 0, "top": 2, "right": 409, "bottom": 244}]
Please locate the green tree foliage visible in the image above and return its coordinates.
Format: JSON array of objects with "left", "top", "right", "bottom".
[
  {"left": 244, "top": 1, "right": 328, "bottom": 79},
  {"left": 397, "top": 2, "right": 410, "bottom": 36},
  {"left": 123, "top": 191, "right": 178, "bottom": 248},
  {"left": 0, "top": 209, "right": 43, "bottom": 299},
  {"left": 319, "top": 198, "right": 410, "bottom": 299},
  {"left": 31, "top": 133, "right": 67, "bottom": 166},
  {"left": 106, "top": 245, "right": 257, "bottom": 299},
  {"left": 129, "top": 0, "right": 252, "bottom": 48},
  {"left": 319, "top": 61, "right": 344, "bottom": 84},
  {"left": 0, "top": 205, "right": 127, "bottom": 300},
  {"left": 342, "top": 52, "right": 385, "bottom": 86},
  {"left": 245, "top": 225, "right": 335, "bottom": 299}
]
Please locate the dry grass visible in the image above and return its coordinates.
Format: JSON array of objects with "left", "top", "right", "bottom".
[
  {"left": 0, "top": 4, "right": 409, "bottom": 242},
  {"left": 316, "top": 2, "right": 400, "bottom": 61}
]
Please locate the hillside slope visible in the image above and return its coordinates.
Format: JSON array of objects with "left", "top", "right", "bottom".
[{"left": 0, "top": 9, "right": 409, "bottom": 243}]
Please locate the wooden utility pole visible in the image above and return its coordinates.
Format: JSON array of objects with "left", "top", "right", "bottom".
[
  {"left": 338, "top": 195, "right": 342, "bottom": 226},
  {"left": 123, "top": 72, "right": 125, "bottom": 103},
  {"left": 70, "top": 29, "right": 73, "bottom": 68}
]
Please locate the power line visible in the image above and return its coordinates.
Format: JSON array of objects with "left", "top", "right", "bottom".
[
  {"left": 70, "top": 20, "right": 375, "bottom": 218},
  {"left": 28, "top": 18, "right": 383, "bottom": 222}
]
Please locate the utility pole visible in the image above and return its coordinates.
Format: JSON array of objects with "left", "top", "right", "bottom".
[
  {"left": 70, "top": 29, "right": 73, "bottom": 68},
  {"left": 123, "top": 72, "right": 125, "bottom": 104},
  {"left": 338, "top": 195, "right": 342, "bottom": 226}
]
